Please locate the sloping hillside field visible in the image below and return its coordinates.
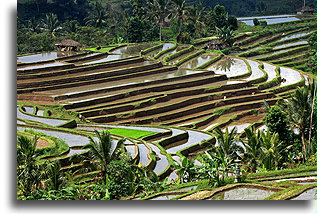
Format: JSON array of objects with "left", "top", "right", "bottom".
[{"left": 17, "top": 18, "right": 315, "bottom": 199}]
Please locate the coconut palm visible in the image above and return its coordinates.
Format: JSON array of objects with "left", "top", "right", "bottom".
[
  {"left": 258, "top": 130, "right": 284, "bottom": 171},
  {"left": 170, "top": 0, "right": 188, "bottom": 35},
  {"left": 17, "top": 135, "right": 46, "bottom": 197},
  {"left": 282, "top": 81, "right": 316, "bottom": 160},
  {"left": 84, "top": 1, "right": 108, "bottom": 28},
  {"left": 242, "top": 126, "right": 262, "bottom": 172},
  {"left": 212, "top": 127, "right": 244, "bottom": 160},
  {"left": 186, "top": 2, "right": 207, "bottom": 38},
  {"left": 86, "top": 130, "right": 126, "bottom": 183},
  {"left": 148, "top": 0, "right": 171, "bottom": 41},
  {"left": 41, "top": 13, "right": 61, "bottom": 37}
]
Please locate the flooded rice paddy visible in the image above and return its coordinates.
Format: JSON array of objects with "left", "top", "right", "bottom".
[
  {"left": 206, "top": 57, "right": 248, "bottom": 78},
  {"left": 17, "top": 51, "right": 75, "bottom": 63},
  {"left": 238, "top": 15, "right": 299, "bottom": 26},
  {"left": 291, "top": 188, "right": 316, "bottom": 200},
  {"left": 207, "top": 187, "right": 275, "bottom": 200},
  {"left": 111, "top": 43, "right": 158, "bottom": 55},
  {"left": 180, "top": 54, "right": 217, "bottom": 69}
]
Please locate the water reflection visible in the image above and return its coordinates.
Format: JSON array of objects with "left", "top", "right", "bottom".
[
  {"left": 208, "top": 187, "right": 275, "bottom": 200},
  {"left": 180, "top": 54, "right": 217, "bottom": 69},
  {"left": 112, "top": 43, "right": 157, "bottom": 55}
]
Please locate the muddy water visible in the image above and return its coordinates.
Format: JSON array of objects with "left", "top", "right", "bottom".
[
  {"left": 207, "top": 57, "right": 248, "bottom": 78},
  {"left": 279, "top": 66, "right": 302, "bottom": 87},
  {"left": 291, "top": 188, "right": 316, "bottom": 200},
  {"left": 125, "top": 145, "right": 136, "bottom": 158},
  {"left": 180, "top": 54, "right": 217, "bottom": 69},
  {"left": 17, "top": 62, "right": 68, "bottom": 71},
  {"left": 166, "top": 130, "right": 211, "bottom": 154},
  {"left": 90, "top": 124, "right": 168, "bottom": 133},
  {"left": 137, "top": 143, "right": 150, "bottom": 166},
  {"left": 158, "top": 46, "right": 188, "bottom": 60},
  {"left": 82, "top": 54, "right": 132, "bottom": 65},
  {"left": 17, "top": 126, "right": 90, "bottom": 147},
  {"left": 262, "top": 62, "right": 277, "bottom": 82},
  {"left": 244, "top": 60, "right": 264, "bottom": 81},
  {"left": 239, "top": 16, "right": 299, "bottom": 26},
  {"left": 111, "top": 43, "right": 158, "bottom": 55},
  {"left": 150, "top": 194, "right": 180, "bottom": 200},
  {"left": 17, "top": 52, "right": 59, "bottom": 63},
  {"left": 17, "top": 108, "right": 67, "bottom": 127},
  {"left": 147, "top": 43, "right": 175, "bottom": 57},
  {"left": 273, "top": 41, "right": 308, "bottom": 50},
  {"left": 208, "top": 187, "right": 275, "bottom": 200},
  {"left": 225, "top": 124, "right": 251, "bottom": 133},
  {"left": 147, "top": 143, "right": 169, "bottom": 175},
  {"left": 237, "top": 15, "right": 296, "bottom": 21},
  {"left": 17, "top": 52, "right": 77, "bottom": 63},
  {"left": 277, "top": 31, "right": 313, "bottom": 42}
]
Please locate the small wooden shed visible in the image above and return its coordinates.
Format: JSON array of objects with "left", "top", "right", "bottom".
[{"left": 55, "top": 39, "right": 80, "bottom": 51}]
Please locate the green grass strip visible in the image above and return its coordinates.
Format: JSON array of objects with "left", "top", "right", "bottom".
[{"left": 108, "top": 128, "right": 157, "bottom": 139}]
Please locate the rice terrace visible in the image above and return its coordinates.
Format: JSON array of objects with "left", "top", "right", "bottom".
[{"left": 17, "top": 0, "right": 316, "bottom": 201}]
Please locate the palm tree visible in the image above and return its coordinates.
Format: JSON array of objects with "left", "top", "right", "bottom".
[
  {"left": 148, "top": 0, "right": 171, "bottom": 41},
  {"left": 187, "top": 2, "right": 207, "bottom": 38},
  {"left": 41, "top": 13, "right": 61, "bottom": 37},
  {"left": 242, "top": 127, "right": 262, "bottom": 172},
  {"left": 170, "top": 0, "right": 187, "bottom": 35},
  {"left": 216, "top": 26, "right": 235, "bottom": 47},
  {"left": 258, "top": 130, "right": 283, "bottom": 171},
  {"left": 17, "top": 135, "right": 45, "bottom": 197},
  {"left": 46, "top": 161, "right": 67, "bottom": 191},
  {"left": 212, "top": 127, "right": 244, "bottom": 160},
  {"left": 85, "top": 1, "right": 108, "bottom": 28},
  {"left": 282, "top": 81, "right": 316, "bottom": 160},
  {"left": 86, "top": 130, "right": 126, "bottom": 183}
]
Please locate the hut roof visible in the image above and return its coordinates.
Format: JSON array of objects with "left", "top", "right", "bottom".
[{"left": 56, "top": 39, "right": 80, "bottom": 47}]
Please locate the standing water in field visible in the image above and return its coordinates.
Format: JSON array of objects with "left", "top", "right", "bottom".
[
  {"left": 111, "top": 43, "right": 158, "bottom": 55},
  {"left": 207, "top": 57, "right": 248, "bottom": 78},
  {"left": 180, "top": 54, "right": 218, "bottom": 69}
]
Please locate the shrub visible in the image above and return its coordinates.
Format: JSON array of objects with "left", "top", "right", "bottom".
[{"left": 253, "top": 18, "right": 260, "bottom": 26}]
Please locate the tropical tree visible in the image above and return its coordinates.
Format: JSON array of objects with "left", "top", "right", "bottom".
[
  {"left": 187, "top": 2, "right": 208, "bottom": 38},
  {"left": 170, "top": 0, "right": 187, "bottom": 35},
  {"left": 41, "top": 13, "right": 61, "bottom": 37},
  {"left": 174, "top": 156, "right": 197, "bottom": 183},
  {"left": 46, "top": 161, "right": 68, "bottom": 191},
  {"left": 281, "top": 81, "right": 316, "bottom": 160},
  {"left": 198, "top": 148, "right": 233, "bottom": 187},
  {"left": 212, "top": 127, "right": 244, "bottom": 160},
  {"left": 216, "top": 26, "right": 235, "bottom": 47},
  {"left": 148, "top": 0, "right": 171, "bottom": 41},
  {"left": 242, "top": 127, "right": 263, "bottom": 172},
  {"left": 258, "top": 130, "right": 284, "bottom": 171},
  {"left": 84, "top": 1, "right": 108, "bottom": 28},
  {"left": 17, "top": 135, "right": 46, "bottom": 197},
  {"left": 86, "top": 130, "right": 127, "bottom": 184}
]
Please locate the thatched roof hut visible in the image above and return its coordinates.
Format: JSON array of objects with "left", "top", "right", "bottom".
[{"left": 55, "top": 39, "right": 80, "bottom": 51}]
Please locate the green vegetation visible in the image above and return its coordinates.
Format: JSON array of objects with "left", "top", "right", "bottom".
[
  {"left": 108, "top": 128, "right": 157, "bottom": 139},
  {"left": 17, "top": 0, "right": 316, "bottom": 202}
]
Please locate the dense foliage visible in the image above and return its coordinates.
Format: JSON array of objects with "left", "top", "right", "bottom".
[{"left": 17, "top": 0, "right": 238, "bottom": 54}]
